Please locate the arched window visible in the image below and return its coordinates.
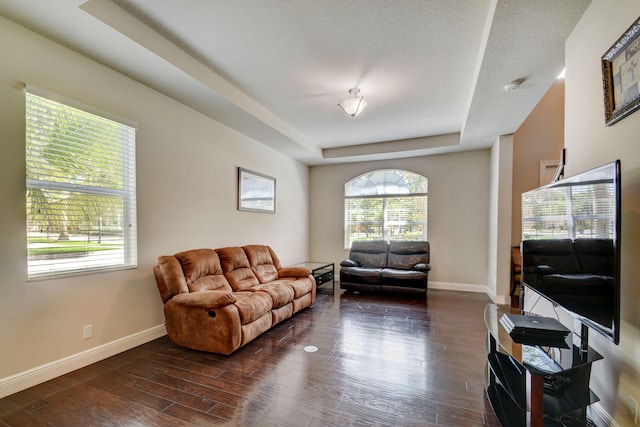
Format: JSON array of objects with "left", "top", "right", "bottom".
[{"left": 344, "top": 169, "right": 428, "bottom": 248}]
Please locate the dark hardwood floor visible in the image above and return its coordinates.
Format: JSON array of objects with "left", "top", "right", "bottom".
[{"left": 0, "top": 287, "right": 501, "bottom": 426}]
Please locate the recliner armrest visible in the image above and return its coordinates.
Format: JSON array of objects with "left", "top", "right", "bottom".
[
  {"left": 340, "top": 259, "right": 359, "bottom": 267},
  {"left": 524, "top": 265, "right": 553, "bottom": 274},
  {"left": 170, "top": 291, "right": 237, "bottom": 309},
  {"left": 278, "top": 266, "right": 312, "bottom": 278},
  {"left": 413, "top": 263, "right": 431, "bottom": 272}
]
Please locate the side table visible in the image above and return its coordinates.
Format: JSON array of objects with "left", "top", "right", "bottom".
[{"left": 291, "top": 262, "right": 334, "bottom": 289}]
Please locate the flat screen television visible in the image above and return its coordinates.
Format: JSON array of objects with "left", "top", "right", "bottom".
[{"left": 521, "top": 160, "right": 621, "bottom": 345}]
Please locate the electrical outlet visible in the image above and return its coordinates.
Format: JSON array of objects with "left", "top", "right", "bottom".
[
  {"left": 628, "top": 394, "right": 639, "bottom": 424},
  {"left": 83, "top": 324, "right": 93, "bottom": 340}
]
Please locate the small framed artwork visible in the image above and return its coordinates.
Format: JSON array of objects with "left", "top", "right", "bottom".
[
  {"left": 237, "top": 167, "right": 276, "bottom": 213},
  {"left": 602, "top": 16, "right": 640, "bottom": 126}
]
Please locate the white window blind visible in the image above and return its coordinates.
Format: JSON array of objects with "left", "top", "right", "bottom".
[
  {"left": 26, "top": 91, "right": 137, "bottom": 279},
  {"left": 344, "top": 169, "right": 428, "bottom": 248},
  {"left": 522, "top": 183, "right": 615, "bottom": 240}
]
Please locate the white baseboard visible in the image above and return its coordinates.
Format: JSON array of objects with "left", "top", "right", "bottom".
[
  {"left": 0, "top": 324, "right": 166, "bottom": 399},
  {"left": 337, "top": 279, "right": 511, "bottom": 305},
  {"left": 429, "top": 281, "right": 488, "bottom": 293},
  {"left": 429, "top": 281, "right": 511, "bottom": 305},
  {"left": 591, "top": 401, "right": 617, "bottom": 427}
]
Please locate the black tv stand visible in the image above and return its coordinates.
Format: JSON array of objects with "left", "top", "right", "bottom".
[
  {"left": 579, "top": 322, "right": 590, "bottom": 359},
  {"left": 484, "top": 304, "right": 602, "bottom": 427}
]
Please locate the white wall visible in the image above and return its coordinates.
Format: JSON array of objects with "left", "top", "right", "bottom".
[
  {"left": 309, "top": 150, "right": 491, "bottom": 293},
  {"left": 563, "top": 0, "right": 640, "bottom": 423},
  {"left": 0, "top": 17, "right": 309, "bottom": 396},
  {"left": 488, "top": 135, "right": 513, "bottom": 304}
]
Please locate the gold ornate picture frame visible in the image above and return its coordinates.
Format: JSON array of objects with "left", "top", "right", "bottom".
[{"left": 602, "top": 16, "right": 640, "bottom": 126}]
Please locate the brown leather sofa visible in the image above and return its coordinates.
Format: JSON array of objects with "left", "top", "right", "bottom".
[
  {"left": 340, "top": 240, "right": 431, "bottom": 297},
  {"left": 153, "top": 245, "right": 316, "bottom": 355}
]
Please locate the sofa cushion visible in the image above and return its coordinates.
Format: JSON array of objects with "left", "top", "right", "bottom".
[
  {"left": 270, "top": 277, "right": 314, "bottom": 299},
  {"left": 277, "top": 266, "right": 312, "bottom": 278},
  {"left": 574, "top": 238, "right": 614, "bottom": 276},
  {"left": 233, "top": 291, "right": 273, "bottom": 324},
  {"left": 387, "top": 241, "right": 429, "bottom": 270},
  {"left": 292, "top": 292, "right": 314, "bottom": 313},
  {"left": 522, "top": 239, "right": 580, "bottom": 275},
  {"left": 240, "top": 314, "right": 273, "bottom": 347},
  {"left": 349, "top": 240, "right": 389, "bottom": 268},
  {"left": 537, "top": 273, "right": 614, "bottom": 296},
  {"left": 380, "top": 268, "right": 428, "bottom": 289},
  {"left": 154, "top": 255, "right": 189, "bottom": 302},
  {"left": 247, "top": 283, "right": 295, "bottom": 308},
  {"left": 174, "top": 248, "right": 233, "bottom": 293},
  {"left": 243, "top": 245, "right": 280, "bottom": 283},
  {"left": 217, "top": 247, "right": 260, "bottom": 291},
  {"left": 340, "top": 266, "right": 382, "bottom": 285},
  {"left": 387, "top": 241, "right": 430, "bottom": 270},
  {"left": 271, "top": 303, "right": 294, "bottom": 325},
  {"left": 171, "top": 290, "right": 237, "bottom": 309}
]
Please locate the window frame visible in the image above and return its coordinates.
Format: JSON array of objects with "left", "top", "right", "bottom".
[
  {"left": 25, "top": 88, "right": 138, "bottom": 280},
  {"left": 344, "top": 169, "right": 428, "bottom": 249}
]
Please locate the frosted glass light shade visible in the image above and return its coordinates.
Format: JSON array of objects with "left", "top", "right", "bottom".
[{"left": 338, "top": 88, "right": 367, "bottom": 117}]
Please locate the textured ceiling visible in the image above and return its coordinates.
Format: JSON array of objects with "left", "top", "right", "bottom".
[{"left": 0, "top": 0, "right": 591, "bottom": 165}]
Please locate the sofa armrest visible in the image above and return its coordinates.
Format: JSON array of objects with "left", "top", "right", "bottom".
[
  {"left": 278, "top": 266, "right": 311, "bottom": 278},
  {"left": 524, "top": 265, "right": 553, "bottom": 274},
  {"left": 170, "top": 291, "right": 237, "bottom": 309},
  {"left": 340, "top": 259, "right": 359, "bottom": 267},
  {"left": 413, "top": 263, "right": 431, "bottom": 272}
]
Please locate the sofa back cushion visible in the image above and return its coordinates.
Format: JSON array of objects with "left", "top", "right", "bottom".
[
  {"left": 243, "top": 245, "right": 281, "bottom": 283},
  {"left": 349, "top": 240, "right": 388, "bottom": 268},
  {"left": 574, "top": 238, "right": 614, "bottom": 276},
  {"left": 154, "top": 255, "right": 189, "bottom": 303},
  {"left": 174, "top": 248, "right": 233, "bottom": 293},
  {"left": 387, "top": 241, "right": 430, "bottom": 270},
  {"left": 217, "top": 246, "right": 260, "bottom": 291},
  {"left": 521, "top": 239, "right": 580, "bottom": 274}
]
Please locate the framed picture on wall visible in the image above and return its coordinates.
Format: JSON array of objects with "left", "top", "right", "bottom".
[
  {"left": 237, "top": 167, "right": 276, "bottom": 213},
  {"left": 602, "top": 16, "right": 640, "bottom": 126}
]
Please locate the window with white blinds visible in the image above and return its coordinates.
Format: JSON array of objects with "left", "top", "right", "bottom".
[
  {"left": 344, "top": 169, "right": 428, "bottom": 248},
  {"left": 26, "top": 91, "right": 137, "bottom": 279},
  {"left": 521, "top": 182, "right": 616, "bottom": 240}
]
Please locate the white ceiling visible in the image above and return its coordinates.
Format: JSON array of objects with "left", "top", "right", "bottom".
[{"left": 0, "top": 0, "right": 591, "bottom": 165}]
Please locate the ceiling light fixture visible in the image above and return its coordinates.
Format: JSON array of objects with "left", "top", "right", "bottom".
[{"left": 338, "top": 87, "right": 367, "bottom": 117}]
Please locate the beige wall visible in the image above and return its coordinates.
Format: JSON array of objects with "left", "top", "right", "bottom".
[
  {"left": 309, "top": 149, "right": 492, "bottom": 293},
  {"left": 565, "top": 1, "right": 640, "bottom": 422},
  {"left": 549, "top": 0, "right": 640, "bottom": 422},
  {"left": 0, "top": 17, "right": 309, "bottom": 394},
  {"left": 488, "top": 135, "right": 513, "bottom": 303},
  {"left": 512, "top": 79, "right": 565, "bottom": 245}
]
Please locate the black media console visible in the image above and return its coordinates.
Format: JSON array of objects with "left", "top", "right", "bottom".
[{"left": 484, "top": 304, "right": 602, "bottom": 427}]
